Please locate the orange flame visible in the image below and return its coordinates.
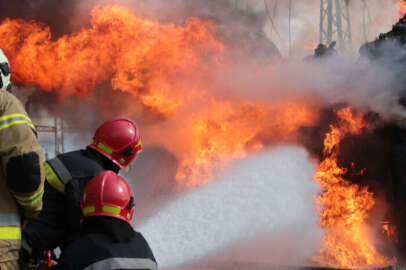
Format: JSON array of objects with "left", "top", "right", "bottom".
[
  {"left": 398, "top": 0, "right": 406, "bottom": 18},
  {"left": 175, "top": 100, "right": 318, "bottom": 187},
  {"left": 302, "top": 41, "right": 318, "bottom": 50},
  {"left": 382, "top": 221, "right": 398, "bottom": 243},
  {"left": 0, "top": 5, "right": 223, "bottom": 115},
  {"left": 313, "top": 107, "right": 395, "bottom": 268}
]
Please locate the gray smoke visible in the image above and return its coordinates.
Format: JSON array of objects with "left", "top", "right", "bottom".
[{"left": 211, "top": 53, "right": 406, "bottom": 121}]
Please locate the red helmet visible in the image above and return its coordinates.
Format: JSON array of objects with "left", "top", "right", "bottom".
[
  {"left": 88, "top": 117, "right": 142, "bottom": 169},
  {"left": 81, "top": 170, "right": 135, "bottom": 224}
]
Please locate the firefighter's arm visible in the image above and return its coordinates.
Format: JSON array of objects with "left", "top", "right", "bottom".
[{"left": 0, "top": 91, "right": 44, "bottom": 218}]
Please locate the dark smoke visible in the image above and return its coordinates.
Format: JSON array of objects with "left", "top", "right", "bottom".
[
  {"left": 179, "top": 0, "right": 280, "bottom": 59},
  {"left": 0, "top": 0, "right": 78, "bottom": 37}
]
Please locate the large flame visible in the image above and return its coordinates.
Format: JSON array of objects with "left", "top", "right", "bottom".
[
  {"left": 313, "top": 107, "right": 395, "bottom": 268},
  {"left": 0, "top": 5, "right": 223, "bottom": 114},
  {"left": 174, "top": 100, "right": 318, "bottom": 187},
  {"left": 0, "top": 5, "right": 318, "bottom": 187}
]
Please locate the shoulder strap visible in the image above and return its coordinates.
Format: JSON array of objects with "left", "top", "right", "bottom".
[{"left": 44, "top": 157, "right": 73, "bottom": 193}]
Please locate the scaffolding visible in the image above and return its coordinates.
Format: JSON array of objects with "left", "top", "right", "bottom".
[{"left": 319, "top": 0, "right": 352, "bottom": 53}]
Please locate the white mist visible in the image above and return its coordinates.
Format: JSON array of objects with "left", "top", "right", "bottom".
[{"left": 139, "top": 146, "right": 323, "bottom": 269}]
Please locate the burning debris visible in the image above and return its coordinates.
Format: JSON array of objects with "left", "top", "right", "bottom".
[
  {"left": 305, "top": 41, "right": 339, "bottom": 60},
  {"left": 360, "top": 14, "right": 406, "bottom": 63}
]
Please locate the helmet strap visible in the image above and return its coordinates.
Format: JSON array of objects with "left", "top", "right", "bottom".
[{"left": 127, "top": 197, "right": 135, "bottom": 209}]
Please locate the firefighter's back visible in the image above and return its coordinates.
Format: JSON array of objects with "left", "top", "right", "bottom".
[{"left": 56, "top": 227, "right": 157, "bottom": 270}]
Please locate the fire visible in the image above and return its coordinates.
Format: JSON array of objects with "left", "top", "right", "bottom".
[
  {"left": 382, "top": 221, "right": 398, "bottom": 243},
  {"left": 313, "top": 107, "right": 394, "bottom": 268},
  {"left": 0, "top": 5, "right": 223, "bottom": 113},
  {"left": 398, "top": 0, "right": 406, "bottom": 18},
  {"left": 0, "top": 4, "right": 318, "bottom": 187},
  {"left": 302, "top": 41, "right": 318, "bottom": 50},
  {"left": 175, "top": 100, "right": 318, "bottom": 187},
  {"left": 0, "top": 3, "right": 399, "bottom": 266}
]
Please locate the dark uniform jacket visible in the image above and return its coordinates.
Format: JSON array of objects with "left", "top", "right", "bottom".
[
  {"left": 23, "top": 148, "right": 119, "bottom": 255},
  {"left": 51, "top": 217, "right": 157, "bottom": 270}
]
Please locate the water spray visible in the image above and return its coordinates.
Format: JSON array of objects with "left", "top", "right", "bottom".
[{"left": 139, "top": 146, "right": 323, "bottom": 269}]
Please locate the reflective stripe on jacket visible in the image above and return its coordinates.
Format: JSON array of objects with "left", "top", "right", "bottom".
[
  {"left": 83, "top": 258, "right": 157, "bottom": 270},
  {"left": 0, "top": 213, "right": 21, "bottom": 240},
  {"left": 43, "top": 157, "right": 73, "bottom": 193}
]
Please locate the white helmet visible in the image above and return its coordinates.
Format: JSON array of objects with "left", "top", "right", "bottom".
[{"left": 0, "top": 49, "right": 11, "bottom": 91}]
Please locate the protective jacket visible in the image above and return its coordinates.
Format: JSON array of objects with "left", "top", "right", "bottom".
[
  {"left": 0, "top": 90, "right": 44, "bottom": 266},
  {"left": 23, "top": 148, "right": 119, "bottom": 255},
  {"left": 51, "top": 217, "right": 157, "bottom": 270}
]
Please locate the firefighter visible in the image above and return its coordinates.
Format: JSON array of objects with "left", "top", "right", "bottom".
[
  {"left": 0, "top": 48, "right": 45, "bottom": 270},
  {"left": 51, "top": 170, "right": 157, "bottom": 270},
  {"left": 21, "top": 117, "right": 142, "bottom": 267}
]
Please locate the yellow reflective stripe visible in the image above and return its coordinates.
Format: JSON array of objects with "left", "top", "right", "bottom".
[
  {"left": 0, "top": 113, "right": 29, "bottom": 121},
  {"left": 14, "top": 184, "right": 44, "bottom": 206},
  {"left": 97, "top": 142, "right": 113, "bottom": 155},
  {"left": 135, "top": 138, "right": 142, "bottom": 148},
  {"left": 0, "top": 227, "right": 21, "bottom": 239},
  {"left": 83, "top": 206, "right": 95, "bottom": 215},
  {"left": 0, "top": 113, "right": 36, "bottom": 131},
  {"left": 28, "top": 122, "right": 36, "bottom": 130},
  {"left": 14, "top": 184, "right": 44, "bottom": 202},
  {"left": 102, "top": 205, "right": 121, "bottom": 215},
  {"left": 0, "top": 120, "right": 33, "bottom": 131},
  {"left": 44, "top": 162, "right": 65, "bottom": 193}
]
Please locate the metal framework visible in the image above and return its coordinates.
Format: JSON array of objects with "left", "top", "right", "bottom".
[
  {"left": 319, "top": 0, "right": 352, "bottom": 52},
  {"left": 36, "top": 117, "right": 65, "bottom": 158},
  {"left": 361, "top": 0, "right": 371, "bottom": 42},
  {"left": 264, "top": 0, "right": 280, "bottom": 39}
]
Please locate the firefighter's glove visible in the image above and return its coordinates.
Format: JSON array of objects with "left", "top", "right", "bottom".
[{"left": 19, "top": 236, "right": 41, "bottom": 270}]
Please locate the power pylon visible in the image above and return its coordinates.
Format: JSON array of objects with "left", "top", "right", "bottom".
[
  {"left": 319, "top": 0, "right": 352, "bottom": 52},
  {"left": 361, "top": 0, "right": 371, "bottom": 42}
]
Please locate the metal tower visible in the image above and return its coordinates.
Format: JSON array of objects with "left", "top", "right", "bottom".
[
  {"left": 361, "top": 0, "right": 371, "bottom": 42},
  {"left": 319, "top": 0, "right": 353, "bottom": 52}
]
